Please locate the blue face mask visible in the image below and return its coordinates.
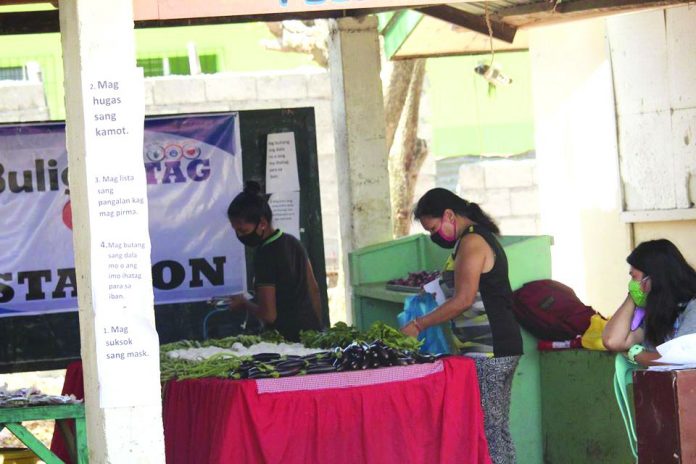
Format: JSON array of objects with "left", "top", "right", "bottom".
[{"left": 628, "top": 278, "right": 648, "bottom": 307}]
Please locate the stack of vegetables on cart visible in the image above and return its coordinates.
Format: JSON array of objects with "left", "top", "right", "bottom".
[
  {"left": 0, "top": 386, "right": 81, "bottom": 407},
  {"left": 386, "top": 270, "right": 440, "bottom": 291},
  {"left": 160, "top": 321, "right": 445, "bottom": 381}
]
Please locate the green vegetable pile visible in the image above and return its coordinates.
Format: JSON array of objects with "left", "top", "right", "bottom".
[
  {"left": 160, "top": 330, "right": 285, "bottom": 354},
  {"left": 160, "top": 331, "right": 286, "bottom": 382},
  {"left": 159, "top": 322, "right": 423, "bottom": 382},
  {"left": 300, "top": 321, "right": 422, "bottom": 352},
  {"left": 160, "top": 352, "right": 248, "bottom": 382}
]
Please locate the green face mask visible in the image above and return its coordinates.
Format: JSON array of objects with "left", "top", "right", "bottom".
[{"left": 628, "top": 279, "right": 647, "bottom": 307}]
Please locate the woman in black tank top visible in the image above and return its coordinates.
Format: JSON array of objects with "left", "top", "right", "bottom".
[{"left": 403, "top": 188, "right": 522, "bottom": 464}]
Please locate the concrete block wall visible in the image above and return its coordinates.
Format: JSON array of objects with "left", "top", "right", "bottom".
[
  {"left": 0, "top": 81, "right": 50, "bottom": 122},
  {"left": 143, "top": 69, "right": 341, "bottom": 274},
  {"left": 608, "top": 6, "right": 696, "bottom": 212},
  {"left": 455, "top": 155, "right": 540, "bottom": 236}
]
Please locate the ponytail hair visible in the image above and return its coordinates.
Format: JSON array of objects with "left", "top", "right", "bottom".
[
  {"left": 227, "top": 181, "right": 273, "bottom": 224},
  {"left": 413, "top": 188, "right": 500, "bottom": 235}
]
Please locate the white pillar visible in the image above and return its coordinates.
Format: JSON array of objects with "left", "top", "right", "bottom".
[
  {"left": 328, "top": 16, "right": 393, "bottom": 323},
  {"left": 59, "top": 1, "right": 165, "bottom": 462}
]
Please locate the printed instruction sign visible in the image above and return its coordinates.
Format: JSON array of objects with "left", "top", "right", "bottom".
[
  {"left": 265, "top": 132, "right": 299, "bottom": 193},
  {"left": 269, "top": 190, "right": 301, "bottom": 239},
  {"left": 82, "top": 69, "right": 161, "bottom": 408}
]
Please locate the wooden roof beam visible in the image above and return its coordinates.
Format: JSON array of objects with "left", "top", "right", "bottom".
[
  {"left": 0, "top": 10, "right": 58, "bottom": 35},
  {"left": 417, "top": 4, "right": 517, "bottom": 43},
  {"left": 496, "top": 0, "right": 682, "bottom": 18},
  {"left": 0, "top": 7, "right": 403, "bottom": 36}
]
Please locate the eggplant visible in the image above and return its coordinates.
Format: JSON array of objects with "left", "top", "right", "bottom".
[
  {"left": 248, "top": 368, "right": 274, "bottom": 379},
  {"left": 306, "top": 364, "right": 337, "bottom": 375},
  {"left": 334, "top": 360, "right": 348, "bottom": 372},
  {"left": 275, "top": 359, "right": 307, "bottom": 370},
  {"left": 413, "top": 352, "right": 435, "bottom": 363},
  {"left": 276, "top": 365, "right": 304, "bottom": 377},
  {"left": 252, "top": 353, "right": 282, "bottom": 363},
  {"left": 374, "top": 346, "right": 391, "bottom": 364},
  {"left": 370, "top": 340, "right": 387, "bottom": 349},
  {"left": 308, "top": 359, "right": 336, "bottom": 368},
  {"left": 346, "top": 350, "right": 364, "bottom": 366},
  {"left": 301, "top": 352, "right": 331, "bottom": 364},
  {"left": 386, "top": 348, "right": 400, "bottom": 364},
  {"left": 344, "top": 342, "right": 365, "bottom": 357}
]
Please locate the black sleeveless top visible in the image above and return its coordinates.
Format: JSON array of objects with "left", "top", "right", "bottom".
[{"left": 441, "top": 225, "right": 523, "bottom": 357}]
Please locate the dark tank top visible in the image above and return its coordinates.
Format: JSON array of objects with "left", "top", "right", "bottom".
[{"left": 441, "top": 225, "right": 523, "bottom": 357}]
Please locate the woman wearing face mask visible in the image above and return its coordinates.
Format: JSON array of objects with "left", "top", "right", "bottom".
[
  {"left": 402, "top": 188, "right": 522, "bottom": 464},
  {"left": 225, "top": 181, "right": 323, "bottom": 341},
  {"left": 602, "top": 239, "right": 696, "bottom": 365}
]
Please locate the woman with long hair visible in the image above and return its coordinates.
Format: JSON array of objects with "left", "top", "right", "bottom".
[
  {"left": 225, "top": 181, "right": 323, "bottom": 341},
  {"left": 402, "top": 187, "right": 523, "bottom": 464},
  {"left": 603, "top": 239, "right": 696, "bottom": 365}
]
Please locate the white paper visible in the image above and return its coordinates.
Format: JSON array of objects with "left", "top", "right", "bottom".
[
  {"left": 423, "top": 278, "right": 446, "bottom": 305},
  {"left": 269, "top": 190, "right": 301, "bottom": 239},
  {"left": 95, "top": 313, "right": 161, "bottom": 408},
  {"left": 265, "top": 132, "right": 299, "bottom": 193},
  {"left": 82, "top": 69, "right": 162, "bottom": 408},
  {"left": 647, "top": 363, "right": 696, "bottom": 371},
  {"left": 652, "top": 333, "right": 696, "bottom": 366}
]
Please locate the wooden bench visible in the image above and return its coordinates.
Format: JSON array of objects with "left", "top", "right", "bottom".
[{"left": 0, "top": 403, "right": 88, "bottom": 464}]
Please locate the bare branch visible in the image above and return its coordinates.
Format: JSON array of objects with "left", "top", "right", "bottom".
[{"left": 263, "top": 20, "right": 329, "bottom": 68}]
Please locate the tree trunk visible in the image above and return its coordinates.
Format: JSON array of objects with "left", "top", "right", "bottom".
[
  {"left": 384, "top": 60, "right": 415, "bottom": 153},
  {"left": 264, "top": 22, "right": 429, "bottom": 238},
  {"left": 388, "top": 59, "right": 428, "bottom": 237}
]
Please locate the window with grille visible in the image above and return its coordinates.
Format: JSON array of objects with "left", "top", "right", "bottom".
[
  {"left": 0, "top": 66, "right": 26, "bottom": 81},
  {"left": 136, "top": 58, "right": 165, "bottom": 78},
  {"left": 136, "top": 54, "right": 218, "bottom": 77}
]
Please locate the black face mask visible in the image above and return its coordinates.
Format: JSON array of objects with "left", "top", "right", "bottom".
[
  {"left": 237, "top": 224, "right": 264, "bottom": 248},
  {"left": 430, "top": 232, "right": 457, "bottom": 249}
]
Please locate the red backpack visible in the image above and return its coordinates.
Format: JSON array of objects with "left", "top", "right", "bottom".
[{"left": 512, "top": 279, "right": 595, "bottom": 341}]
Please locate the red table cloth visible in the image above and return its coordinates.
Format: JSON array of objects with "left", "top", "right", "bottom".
[
  {"left": 50, "top": 360, "right": 85, "bottom": 462},
  {"left": 164, "top": 356, "right": 490, "bottom": 464},
  {"left": 52, "top": 356, "right": 490, "bottom": 464}
]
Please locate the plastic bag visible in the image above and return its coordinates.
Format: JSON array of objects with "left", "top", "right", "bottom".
[
  {"left": 581, "top": 313, "right": 609, "bottom": 351},
  {"left": 397, "top": 292, "right": 451, "bottom": 354}
]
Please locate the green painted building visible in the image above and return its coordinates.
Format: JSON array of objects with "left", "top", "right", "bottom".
[
  {"left": 426, "top": 53, "right": 535, "bottom": 157},
  {"left": 0, "top": 5, "right": 316, "bottom": 120},
  {"left": 379, "top": 10, "right": 535, "bottom": 158}
]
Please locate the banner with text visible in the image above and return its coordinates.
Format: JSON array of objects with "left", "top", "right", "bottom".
[{"left": 0, "top": 113, "right": 245, "bottom": 317}]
